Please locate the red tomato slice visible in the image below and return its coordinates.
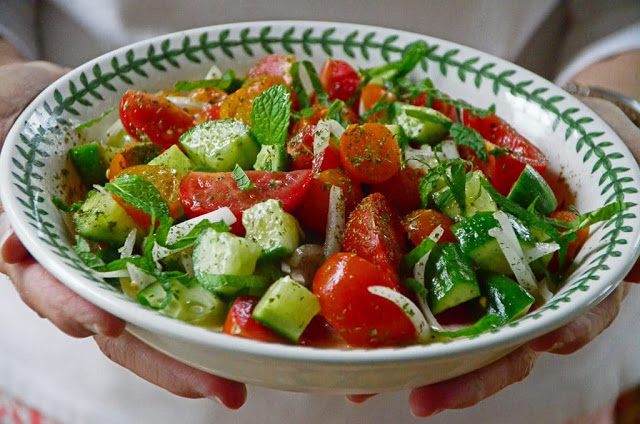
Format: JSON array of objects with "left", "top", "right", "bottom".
[
  {"left": 296, "top": 169, "right": 363, "bottom": 234},
  {"left": 312, "top": 142, "right": 341, "bottom": 173},
  {"left": 222, "top": 296, "right": 289, "bottom": 343},
  {"left": 548, "top": 210, "right": 589, "bottom": 272},
  {"left": 247, "top": 54, "right": 295, "bottom": 86},
  {"left": 287, "top": 125, "right": 315, "bottom": 170},
  {"left": 320, "top": 59, "right": 361, "bottom": 104},
  {"left": 298, "top": 315, "right": 347, "bottom": 348},
  {"left": 312, "top": 252, "right": 417, "bottom": 347},
  {"left": 370, "top": 167, "right": 424, "bottom": 215},
  {"left": 120, "top": 90, "right": 195, "bottom": 149},
  {"left": 343, "top": 192, "right": 406, "bottom": 270},
  {"left": 180, "top": 170, "right": 313, "bottom": 232},
  {"left": 402, "top": 209, "right": 457, "bottom": 246}
]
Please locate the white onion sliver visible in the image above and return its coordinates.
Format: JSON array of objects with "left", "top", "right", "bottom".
[
  {"left": 524, "top": 242, "right": 560, "bottom": 263},
  {"left": 93, "top": 184, "right": 108, "bottom": 196},
  {"left": 94, "top": 269, "right": 130, "bottom": 279},
  {"left": 313, "top": 120, "right": 331, "bottom": 155},
  {"left": 413, "top": 225, "right": 443, "bottom": 285},
  {"left": 166, "top": 208, "right": 236, "bottom": 245},
  {"left": 105, "top": 118, "right": 124, "bottom": 138},
  {"left": 537, "top": 278, "right": 554, "bottom": 302},
  {"left": 404, "top": 145, "right": 435, "bottom": 172},
  {"left": 489, "top": 211, "right": 539, "bottom": 296},
  {"left": 438, "top": 139, "right": 460, "bottom": 160},
  {"left": 326, "top": 119, "right": 345, "bottom": 139},
  {"left": 119, "top": 229, "right": 137, "bottom": 258},
  {"left": 165, "top": 96, "right": 208, "bottom": 110},
  {"left": 368, "top": 286, "right": 430, "bottom": 342},
  {"left": 324, "top": 185, "right": 346, "bottom": 259},
  {"left": 204, "top": 65, "right": 222, "bottom": 80},
  {"left": 180, "top": 252, "right": 195, "bottom": 278},
  {"left": 126, "top": 263, "right": 156, "bottom": 290}
]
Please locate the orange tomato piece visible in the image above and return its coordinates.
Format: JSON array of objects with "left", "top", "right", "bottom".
[
  {"left": 219, "top": 76, "right": 287, "bottom": 124},
  {"left": 402, "top": 209, "right": 457, "bottom": 246}
]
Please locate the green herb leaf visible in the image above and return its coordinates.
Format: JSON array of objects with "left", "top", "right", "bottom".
[
  {"left": 301, "top": 61, "right": 330, "bottom": 106},
  {"left": 405, "top": 108, "right": 453, "bottom": 129},
  {"left": 362, "top": 41, "right": 428, "bottom": 82},
  {"left": 160, "top": 219, "right": 230, "bottom": 250},
  {"left": 402, "top": 278, "right": 429, "bottom": 302},
  {"left": 432, "top": 314, "right": 502, "bottom": 341},
  {"left": 250, "top": 84, "right": 291, "bottom": 146},
  {"left": 449, "top": 123, "right": 488, "bottom": 161},
  {"left": 399, "top": 238, "right": 437, "bottom": 275},
  {"left": 360, "top": 96, "right": 393, "bottom": 123},
  {"left": 290, "top": 62, "right": 311, "bottom": 109},
  {"left": 73, "top": 236, "right": 105, "bottom": 269},
  {"left": 75, "top": 108, "right": 115, "bottom": 131},
  {"left": 448, "top": 161, "right": 468, "bottom": 211},
  {"left": 52, "top": 196, "right": 84, "bottom": 213},
  {"left": 104, "top": 174, "right": 170, "bottom": 222},
  {"left": 103, "top": 255, "right": 153, "bottom": 272},
  {"left": 197, "top": 274, "right": 269, "bottom": 298},
  {"left": 232, "top": 164, "right": 255, "bottom": 191},
  {"left": 173, "top": 70, "right": 242, "bottom": 93}
]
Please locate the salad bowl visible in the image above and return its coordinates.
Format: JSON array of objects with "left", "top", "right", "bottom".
[{"left": 2, "top": 21, "right": 640, "bottom": 393}]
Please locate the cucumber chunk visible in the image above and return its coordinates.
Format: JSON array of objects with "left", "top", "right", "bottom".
[
  {"left": 254, "top": 144, "right": 289, "bottom": 171},
  {"left": 73, "top": 190, "right": 139, "bottom": 246},
  {"left": 69, "top": 142, "right": 108, "bottom": 186},
  {"left": 252, "top": 276, "right": 320, "bottom": 342},
  {"left": 384, "top": 124, "right": 408, "bottom": 149},
  {"left": 480, "top": 272, "right": 535, "bottom": 324},
  {"left": 452, "top": 212, "right": 535, "bottom": 274},
  {"left": 391, "top": 102, "right": 450, "bottom": 145},
  {"left": 148, "top": 144, "right": 193, "bottom": 176},
  {"left": 137, "top": 279, "right": 227, "bottom": 328},
  {"left": 507, "top": 164, "right": 558, "bottom": 215},
  {"left": 242, "top": 199, "right": 301, "bottom": 258},
  {"left": 179, "top": 119, "right": 260, "bottom": 172},
  {"left": 424, "top": 243, "right": 481, "bottom": 315},
  {"left": 193, "top": 229, "right": 263, "bottom": 296},
  {"left": 465, "top": 171, "right": 497, "bottom": 217}
]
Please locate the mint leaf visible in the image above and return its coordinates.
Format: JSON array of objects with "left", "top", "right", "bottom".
[
  {"left": 360, "top": 96, "right": 393, "bottom": 123},
  {"left": 250, "top": 84, "right": 291, "bottom": 146},
  {"left": 75, "top": 108, "right": 115, "bottom": 131},
  {"left": 174, "top": 70, "right": 242, "bottom": 93},
  {"left": 301, "top": 61, "right": 329, "bottom": 106},
  {"left": 405, "top": 107, "right": 453, "bottom": 128},
  {"left": 52, "top": 196, "right": 83, "bottom": 213},
  {"left": 402, "top": 278, "right": 429, "bottom": 302},
  {"left": 104, "top": 174, "right": 170, "bottom": 222},
  {"left": 73, "top": 236, "right": 105, "bottom": 269},
  {"left": 448, "top": 160, "right": 467, "bottom": 211},
  {"left": 399, "top": 238, "right": 436, "bottom": 275},
  {"left": 160, "top": 220, "right": 230, "bottom": 250},
  {"left": 449, "top": 123, "right": 488, "bottom": 161},
  {"left": 362, "top": 41, "right": 428, "bottom": 82},
  {"left": 232, "top": 164, "right": 255, "bottom": 191},
  {"left": 290, "top": 62, "right": 311, "bottom": 109}
]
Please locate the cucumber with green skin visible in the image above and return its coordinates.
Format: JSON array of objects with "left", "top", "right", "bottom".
[
  {"left": 391, "top": 102, "right": 450, "bottom": 145},
  {"left": 424, "top": 242, "right": 481, "bottom": 315},
  {"left": 69, "top": 142, "right": 108, "bottom": 186},
  {"left": 452, "top": 212, "right": 535, "bottom": 275},
  {"left": 242, "top": 199, "right": 301, "bottom": 259},
  {"left": 431, "top": 171, "right": 496, "bottom": 222},
  {"left": 252, "top": 276, "right": 321, "bottom": 342},
  {"left": 148, "top": 144, "right": 193, "bottom": 176},
  {"left": 254, "top": 144, "right": 289, "bottom": 171},
  {"left": 179, "top": 119, "right": 260, "bottom": 172},
  {"left": 480, "top": 272, "right": 535, "bottom": 323},
  {"left": 73, "top": 190, "right": 139, "bottom": 246},
  {"left": 507, "top": 164, "right": 558, "bottom": 215}
]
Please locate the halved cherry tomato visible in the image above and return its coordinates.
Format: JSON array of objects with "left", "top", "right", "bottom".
[
  {"left": 320, "top": 59, "right": 361, "bottom": 104},
  {"left": 120, "top": 90, "right": 194, "bottom": 149},
  {"left": 112, "top": 164, "right": 183, "bottom": 228},
  {"left": 339, "top": 123, "right": 401, "bottom": 184},
  {"left": 402, "top": 209, "right": 457, "bottom": 246},
  {"left": 291, "top": 104, "right": 358, "bottom": 135},
  {"left": 312, "top": 142, "right": 341, "bottom": 173},
  {"left": 180, "top": 170, "right": 313, "bottom": 233},
  {"left": 312, "top": 252, "right": 417, "bottom": 347},
  {"left": 222, "top": 296, "right": 289, "bottom": 343},
  {"left": 296, "top": 169, "right": 363, "bottom": 234},
  {"left": 247, "top": 54, "right": 295, "bottom": 86},
  {"left": 359, "top": 84, "right": 396, "bottom": 122},
  {"left": 298, "top": 315, "right": 347, "bottom": 348},
  {"left": 203, "top": 104, "right": 221, "bottom": 121},
  {"left": 189, "top": 86, "right": 228, "bottom": 105},
  {"left": 107, "top": 143, "right": 162, "bottom": 180},
  {"left": 343, "top": 192, "right": 406, "bottom": 270},
  {"left": 287, "top": 125, "right": 315, "bottom": 170},
  {"left": 411, "top": 93, "right": 459, "bottom": 122},
  {"left": 548, "top": 210, "right": 589, "bottom": 272},
  {"left": 370, "top": 167, "right": 424, "bottom": 215},
  {"left": 219, "top": 76, "right": 287, "bottom": 125}
]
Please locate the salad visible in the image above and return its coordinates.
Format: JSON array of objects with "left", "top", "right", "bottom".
[{"left": 59, "top": 43, "right": 621, "bottom": 348}]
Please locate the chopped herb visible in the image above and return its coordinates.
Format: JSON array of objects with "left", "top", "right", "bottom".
[
  {"left": 250, "top": 84, "right": 291, "bottom": 146},
  {"left": 52, "top": 196, "right": 83, "bottom": 213},
  {"left": 449, "top": 123, "right": 488, "bottom": 161},
  {"left": 399, "top": 238, "right": 437, "bottom": 275},
  {"left": 232, "top": 164, "right": 255, "bottom": 191},
  {"left": 104, "top": 174, "right": 170, "bottom": 224},
  {"left": 73, "top": 236, "right": 105, "bottom": 269},
  {"left": 290, "top": 62, "right": 311, "bottom": 109},
  {"left": 173, "top": 70, "right": 242, "bottom": 93},
  {"left": 75, "top": 108, "right": 115, "bottom": 131},
  {"left": 301, "top": 61, "right": 330, "bottom": 106},
  {"left": 402, "top": 278, "right": 429, "bottom": 302}
]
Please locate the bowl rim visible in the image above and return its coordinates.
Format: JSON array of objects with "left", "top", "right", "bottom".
[{"left": 2, "top": 20, "right": 640, "bottom": 366}]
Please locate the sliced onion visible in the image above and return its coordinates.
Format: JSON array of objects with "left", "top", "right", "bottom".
[
  {"left": 181, "top": 252, "right": 195, "bottom": 278},
  {"left": 413, "top": 225, "right": 444, "bottom": 285},
  {"left": 368, "top": 286, "right": 431, "bottom": 342},
  {"left": 326, "top": 119, "right": 345, "bottom": 139},
  {"left": 404, "top": 139, "right": 460, "bottom": 172},
  {"left": 126, "top": 262, "right": 156, "bottom": 291},
  {"left": 94, "top": 269, "right": 130, "bottom": 279},
  {"left": 152, "top": 243, "right": 174, "bottom": 265},
  {"left": 105, "top": 118, "right": 124, "bottom": 139},
  {"left": 489, "top": 211, "right": 539, "bottom": 296},
  {"left": 118, "top": 229, "right": 137, "bottom": 258},
  {"left": 324, "top": 185, "right": 346, "bottom": 259},
  {"left": 165, "top": 96, "right": 208, "bottom": 110},
  {"left": 537, "top": 278, "right": 554, "bottom": 302},
  {"left": 313, "top": 119, "right": 345, "bottom": 156},
  {"left": 438, "top": 139, "right": 460, "bottom": 160},
  {"left": 283, "top": 244, "right": 324, "bottom": 286},
  {"left": 165, "top": 208, "right": 236, "bottom": 245},
  {"left": 92, "top": 184, "right": 108, "bottom": 196},
  {"left": 524, "top": 242, "right": 560, "bottom": 263},
  {"left": 204, "top": 65, "right": 223, "bottom": 80}
]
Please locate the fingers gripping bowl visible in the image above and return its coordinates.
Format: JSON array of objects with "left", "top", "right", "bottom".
[{"left": 2, "top": 22, "right": 640, "bottom": 393}]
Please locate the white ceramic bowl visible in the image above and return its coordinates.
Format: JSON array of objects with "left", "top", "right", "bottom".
[{"left": 3, "top": 21, "right": 640, "bottom": 394}]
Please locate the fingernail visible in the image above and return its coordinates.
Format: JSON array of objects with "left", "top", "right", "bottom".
[
  {"left": 411, "top": 407, "right": 442, "bottom": 418},
  {"left": 84, "top": 323, "right": 106, "bottom": 336},
  {"left": 208, "top": 395, "right": 224, "bottom": 406}
]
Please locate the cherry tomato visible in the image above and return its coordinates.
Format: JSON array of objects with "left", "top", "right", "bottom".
[
  {"left": 343, "top": 193, "right": 406, "bottom": 269},
  {"left": 189, "top": 87, "right": 228, "bottom": 105},
  {"left": 411, "top": 93, "right": 459, "bottom": 122},
  {"left": 203, "top": 104, "right": 221, "bottom": 121},
  {"left": 219, "top": 76, "right": 287, "bottom": 125},
  {"left": 370, "top": 167, "right": 424, "bottom": 215},
  {"left": 359, "top": 83, "right": 396, "bottom": 122},
  {"left": 120, "top": 90, "right": 194, "bottom": 149},
  {"left": 320, "top": 59, "right": 361, "bottom": 104},
  {"left": 548, "top": 210, "right": 589, "bottom": 272},
  {"left": 298, "top": 315, "right": 347, "bottom": 348},
  {"left": 312, "top": 252, "right": 417, "bottom": 347},
  {"left": 312, "top": 142, "right": 341, "bottom": 173},
  {"left": 291, "top": 104, "right": 358, "bottom": 135},
  {"left": 112, "top": 164, "right": 183, "bottom": 228},
  {"left": 296, "top": 169, "right": 363, "bottom": 234},
  {"left": 402, "top": 209, "right": 457, "bottom": 246},
  {"left": 339, "top": 123, "right": 401, "bottom": 184},
  {"left": 107, "top": 143, "right": 162, "bottom": 180},
  {"left": 222, "top": 296, "right": 289, "bottom": 343},
  {"left": 247, "top": 54, "right": 295, "bottom": 86},
  {"left": 287, "top": 125, "right": 315, "bottom": 170},
  {"left": 180, "top": 170, "right": 313, "bottom": 233}
]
